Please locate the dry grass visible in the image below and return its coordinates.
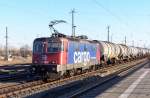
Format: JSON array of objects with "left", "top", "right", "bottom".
[{"left": 0, "top": 56, "right": 32, "bottom": 65}]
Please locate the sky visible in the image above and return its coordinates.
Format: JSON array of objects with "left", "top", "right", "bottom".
[{"left": 0, "top": 0, "right": 150, "bottom": 48}]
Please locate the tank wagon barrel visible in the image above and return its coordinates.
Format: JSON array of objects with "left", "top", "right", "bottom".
[
  {"left": 98, "top": 41, "right": 122, "bottom": 64},
  {"left": 96, "top": 40, "right": 150, "bottom": 64}
]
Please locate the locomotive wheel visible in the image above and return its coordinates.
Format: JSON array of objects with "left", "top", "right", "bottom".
[
  {"left": 76, "top": 69, "right": 82, "bottom": 74},
  {"left": 42, "top": 72, "right": 49, "bottom": 82},
  {"left": 69, "top": 70, "right": 76, "bottom": 76}
]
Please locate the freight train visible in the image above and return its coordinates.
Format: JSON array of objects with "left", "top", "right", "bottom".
[{"left": 32, "top": 33, "right": 150, "bottom": 79}]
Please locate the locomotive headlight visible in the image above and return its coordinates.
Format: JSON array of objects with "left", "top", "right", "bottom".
[
  {"left": 34, "top": 61, "right": 37, "bottom": 63},
  {"left": 51, "top": 60, "right": 56, "bottom": 64}
]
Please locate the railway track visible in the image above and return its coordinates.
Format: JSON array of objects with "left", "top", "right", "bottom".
[
  {"left": 0, "top": 64, "right": 32, "bottom": 80},
  {"left": 0, "top": 58, "right": 148, "bottom": 98},
  {"left": 35, "top": 58, "right": 148, "bottom": 98},
  {"left": 69, "top": 60, "right": 149, "bottom": 98}
]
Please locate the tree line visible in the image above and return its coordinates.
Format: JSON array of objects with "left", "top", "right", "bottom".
[{"left": 0, "top": 45, "right": 32, "bottom": 59}]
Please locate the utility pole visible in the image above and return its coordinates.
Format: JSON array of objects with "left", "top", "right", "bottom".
[
  {"left": 107, "top": 25, "right": 110, "bottom": 42},
  {"left": 125, "top": 36, "right": 126, "bottom": 45},
  {"left": 5, "top": 27, "right": 8, "bottom": 61},
  {"left": 111, "top": 33, "right": 113, "bottom": 42},
  {"left": 70, "top": 9, "right": 76, "bottom": 37}
]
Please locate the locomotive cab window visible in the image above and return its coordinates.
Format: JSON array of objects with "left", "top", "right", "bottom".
[
  {"left": 47, "top": 42, "right": 64, "bottom": 53},
  {"left": 33, "top": 41, "right": 45, "bottom": 53}
]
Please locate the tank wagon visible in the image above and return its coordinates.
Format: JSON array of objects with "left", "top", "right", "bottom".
[
  {"left": 98, "top": 41, "right": 121, "bottom": 64},
  {"left": 32, "top": 33, "right": 150, "bottom": 79},
  {"left": 97, "top": 42, "right": 149, "bottom": 64}
]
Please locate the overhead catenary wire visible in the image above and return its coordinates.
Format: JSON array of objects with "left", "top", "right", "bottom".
[
  {"left": 91, "top": 0, "right": 138, "bottom": 46},
  {"left": 92, "top": 0, "right": 130, "bottom": 28}
]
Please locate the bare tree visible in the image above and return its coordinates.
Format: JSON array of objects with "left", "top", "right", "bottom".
[{"left": 20, "top": 45, "right": 32, "bottom": 58}]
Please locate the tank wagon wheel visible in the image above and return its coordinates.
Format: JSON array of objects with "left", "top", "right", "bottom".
[
  {"left": 92, "top": 66, "right": 96, "bottom": 71},
  {"left": 99, "top": 64, "right": 104, "bottom": 69},
  {"left": 94, "top": 65, "right": 99, "bottom": 70},
  {"left": 100, "top": 63, "right": 105, "bottom": 69},
  {"left": 96, "top": 65, "right": 100, "bottom": 70},
  {"left": 107, "top": 59, "right": 112, "bottom": 65}
]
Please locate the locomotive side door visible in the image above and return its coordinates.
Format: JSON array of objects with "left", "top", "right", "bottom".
[{"left": 60, "top": 39, "right": 67, "bottom": 65}]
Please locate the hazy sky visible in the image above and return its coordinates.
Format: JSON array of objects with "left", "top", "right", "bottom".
[{"left": 0, "top": 0, "right": 150, "bottom": 48}]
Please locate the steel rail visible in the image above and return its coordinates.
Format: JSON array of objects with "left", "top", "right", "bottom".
[{"left": 0, "top": 58, "right": 147, "bottom": 98}]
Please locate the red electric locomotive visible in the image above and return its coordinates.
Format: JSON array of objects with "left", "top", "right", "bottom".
[{"left": 32, "top": 33, "right": 100, "bottom": 79}]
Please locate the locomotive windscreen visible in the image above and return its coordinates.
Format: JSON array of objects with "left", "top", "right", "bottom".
[
  {"left": 47, "top": 42, "right": 64, "bottom": 53},
  {"left": 33, "top": 41, "right": 45, "bottom": 53}
]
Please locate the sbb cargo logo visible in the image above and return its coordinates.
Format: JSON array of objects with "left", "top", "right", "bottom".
[{"left": 74, "top": 51, "right": 90, "bottom": 63}]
